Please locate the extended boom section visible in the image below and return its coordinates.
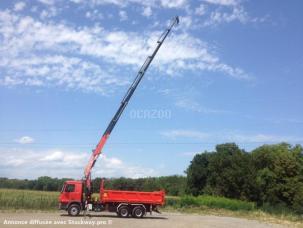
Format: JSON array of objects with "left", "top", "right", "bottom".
[{"left": 84, "top": 16, "right": 179, "bottom": 192}]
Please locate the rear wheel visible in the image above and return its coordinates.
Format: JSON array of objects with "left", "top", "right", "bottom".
[
  {"left": 118, "top": 205, "right": 129, "bottom": 218},
  {"left": 132, "top": 206, "right": 145, "bottom": 218},
  {"left": 68, "top": 204, "right": 80, "bottom": 216}
]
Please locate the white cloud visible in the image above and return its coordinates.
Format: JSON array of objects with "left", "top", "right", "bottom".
[
  {"left": 0, "top": 54, "right": 127, "bottom": 93},
  {"left": 204, "top": 5, "right": 248, "bottom": 25},
  {"left": 161, "top": 130, "right": 210, "bottom": 140},
  {"left": 7, "top": 158, "right": 26, "bottom": 167},
  {"left": 14, "top": 2, "right": 26, "bottom": 12},
  {"left": 75, "top": 0, "right": 187, "bottom": 9},
  {"left": 0, "top": 148, "right": 156, "bottom": 179},
  {"left": 161, "top": 129, "right": 303, "bottom": 144},
  {"left": 195, "top": 4, "right": 206, "bottom": 16},
  {"left": 175, "top": 99, "right": 229, "bottom": 114},
  {"left": 33, "top": 0, "right": 261, "bottom": 28},
  {"left": 179, "top": 151, "right": 200, "bottom": 156},
  {"left": 158, "top": 88, "right": 173, "bottom": 95},
  {"left": 179, "top": 16, "right": 192, "bottom": 29},
  {"left": 202, "top": 0, "right": 238, "bottom": 6},
  {"left": 16, "top": 136, "right": 35, "bottom": 144},
  {"left": 1, "top": 76, "right": 23, "bottom": 86},
  {"left": 0, "top": 9, "right": 251, "bottom": 94},
  {"left": 40, "top": 151, "right": 64, "bottom": 161},
  {"left": 198, "top": 0, "right": 262, "bottom": 27},
  {"left": 85, "top": 11, "right": 91, "bottom": 18},
  {"left": 39, "top": 7, "right": 58, "bottom": 19},
  {"left": 142, "top": 6, "right": 152, "bottom": 17},
  {"left": 38, "top": 0, "right": 55, "bottom": 5},
  {"left": 160, "top": 0, "right": 187, "bottom": 8},
  {"left": 225, "top": 133, "right": 303, "bottom": 143},
  {"left": 96, "top": 154, "right": 155, "bottom": 178},
  {"left": 190, "top": 0, "right": 263, "bottom": 27},
  {"left": 100, "top": 154, "right": 123, "bottom": 168},
  {"left": 271, "top": 118, "right": 303, "bottom": 125},
  {"left": 119, "top": 10, "right": 128, "bottom": 21},
  {"left": 85, "top": 10, "right": 104, "bottom": 20},
  {"left": 153, "top": 33, "right": 251, "bottom": 79},
  {"left": 0, "top": 12, "right": 130, "bottom": 93}
]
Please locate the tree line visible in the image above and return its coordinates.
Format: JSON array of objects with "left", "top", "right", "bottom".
[
  {"left": 186, "top": 143, "right": 303, "bottom": 213},
  {"left": 1, "top": 142, "right": 302, "bottom": 213},
  {"left": 0, "top": 175, "right": 186, "bottom": 196}
]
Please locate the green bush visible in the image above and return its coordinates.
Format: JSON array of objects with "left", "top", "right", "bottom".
[
  {"left": 165, "top": 195, "right": 255, "bottom": 211},
  {"left": 180, "top": 195, "right": 200, "bottom": 207},
  {"left": 164, "top": 196, "right": 180, "bottom": 207},
  {"left": 197, "top": 195, "right": 255, "bottom": 211}
]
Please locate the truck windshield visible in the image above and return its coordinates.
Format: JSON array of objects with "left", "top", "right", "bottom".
[{"left": 65, "top": 184, "right": 75, "bottom": 192}]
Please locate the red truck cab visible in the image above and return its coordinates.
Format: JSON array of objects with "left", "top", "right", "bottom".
[
  {"left": 59, "top": 180, "right": 84, "bottom": 215},
  {"left": 59, "top": 180, "right": 165, "bottom": 218}
]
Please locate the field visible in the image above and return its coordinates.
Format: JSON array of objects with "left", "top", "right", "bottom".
[
  {"left": 0, "top": 189, "right": 302, "bottom": 227},
  {"left": 0, "top": 189, "right": 254, "bottom": 211},
  {"left": 0, "top": 189, "right": 59, "bottom": 210}
]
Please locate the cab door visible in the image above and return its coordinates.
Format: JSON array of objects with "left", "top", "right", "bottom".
[{"left": 60, "top": 183, "right": 79, "bottom": 203}]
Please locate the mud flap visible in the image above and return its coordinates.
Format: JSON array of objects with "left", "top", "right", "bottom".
[{"left": 153, "top": 206, "right": 161, "bottom": 214}]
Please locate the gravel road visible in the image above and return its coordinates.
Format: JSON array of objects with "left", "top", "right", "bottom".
[{"left": 0, "top": 212, "right": 288, "bottom": 228}]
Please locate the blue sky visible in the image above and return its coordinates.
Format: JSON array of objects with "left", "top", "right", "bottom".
[{"left": 0, "top": 0, "right": 302, "bottom": 179}]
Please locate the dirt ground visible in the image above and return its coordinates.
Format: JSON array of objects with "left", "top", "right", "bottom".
[{"left": 0, "top": 212, "right": 288, "bottom": 228}]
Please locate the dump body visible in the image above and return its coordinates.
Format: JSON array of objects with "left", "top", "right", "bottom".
[
  {"left": 59, "top": 180, "right": 165, "bottom": 217},
  {"left": 100, "top": 189, "right": 165, "bottom": 206}
]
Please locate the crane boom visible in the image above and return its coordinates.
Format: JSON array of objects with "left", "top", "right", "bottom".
[{"left": 84, "top": 16, "right": 179, "bottom": 191}]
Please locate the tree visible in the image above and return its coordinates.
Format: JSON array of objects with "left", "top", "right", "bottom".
[
  {"left": 186, "top": 152, "right": 213, "bottom": 196},
  {"left": 206, "top": 143, "right": 252, "bottom": 199},
  {"left": 252, "top": 143, "right": 303, "bottom": 212},
  {"left": 186, "top": 143, "right": 257, "bottom": 200}
]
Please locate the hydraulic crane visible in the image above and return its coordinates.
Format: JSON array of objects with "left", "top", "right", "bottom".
[
  {"left": 83, "top": 16, "right": 179, "bottom": 199},
  {"left": 59, "top": 16, "right": 179, "bottom": 217}
]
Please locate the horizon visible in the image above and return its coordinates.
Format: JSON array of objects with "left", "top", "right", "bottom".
[
  {"left": 0, "top": 174, "right": 187, "bottom": 181},
  {"left": 0, "top": 0, "right": 302, "bottom": 179}
]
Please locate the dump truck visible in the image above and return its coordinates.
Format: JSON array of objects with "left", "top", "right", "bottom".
[
  {"left": 59, "top": 16, "right": 179, "bottom": 218},
  {"left": 59, "top": 180, "right": 165, "bottom": 217}
]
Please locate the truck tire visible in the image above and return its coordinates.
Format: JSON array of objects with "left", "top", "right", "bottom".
[
  {"left": 68, "top": 204, "right": 80, "bottom": 216},
  {"left": 118, "top": 205, "right": 129, "bottom": 218},
  {"left": 132, "top": 206, "right": 145, "bottom": 218}
]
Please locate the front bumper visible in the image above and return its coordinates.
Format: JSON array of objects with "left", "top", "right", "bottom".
[{"left": 59, "top": 202, "right": 68, "bottom": 210}]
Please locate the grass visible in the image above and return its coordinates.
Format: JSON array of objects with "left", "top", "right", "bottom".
[
  {"left": 165, "top": 195, "right": 256, "bottom": 212},
  {"left": 164, "top": 195, "right": 303, "bottom": 227},
  {"left": 0, "top": 189, "right": 59, "bottom": 211},
  {"left": 0, "top": 189, "right": 302, "bottom": 226},
  {"left": 180, "top": 195, "right": 255, "bottom": 211}
]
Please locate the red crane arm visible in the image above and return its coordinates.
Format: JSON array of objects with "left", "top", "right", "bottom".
[
  {"left": 84, "top": 133, "right": 109, "bottom": 180},
  {"left": 83, "top": 16, "right": 179, "bottom": 192}
]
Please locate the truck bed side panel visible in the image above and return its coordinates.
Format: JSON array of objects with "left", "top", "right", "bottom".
[{"left": 100, "top": 190, "right": 165, "bottom": 205}]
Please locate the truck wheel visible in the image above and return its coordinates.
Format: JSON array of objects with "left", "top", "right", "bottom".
[
  {"left": 132, "top": 206, "right": 145, "bottom": 218},
  {"left": 118, "top": 205, "right": 129, "bottom": 218},
  {"left": 68, "top": 204, "right": 80, "bottom": 216}
]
